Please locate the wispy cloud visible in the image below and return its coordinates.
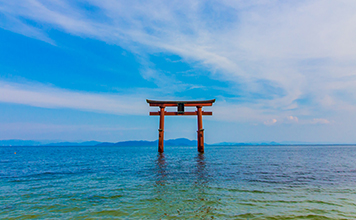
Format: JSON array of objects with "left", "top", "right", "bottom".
[
  {"left": 0, "top": 80, "right": 148, "bottom": 115},
  {"left": 264, "top": 118, "right": 277, "bottom": 126}
]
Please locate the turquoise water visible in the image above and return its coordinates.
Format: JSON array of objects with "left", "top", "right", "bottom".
[{"left": 1, "top": 145, "right": 356, "bottom": 219}]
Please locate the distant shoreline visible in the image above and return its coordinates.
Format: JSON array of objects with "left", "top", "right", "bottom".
[{"left": 1, "top": 138, "right": 356, "bottom": 147}]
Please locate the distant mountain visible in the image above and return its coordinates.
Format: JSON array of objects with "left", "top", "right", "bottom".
[
  {"left": 212, "top": 141, "right": 281, "bottom": 146},
  {"left": 165, "top": 138, "right": 197, "bottom": 146},
  {"left": 96, "top": 140, "right": 156, "bottom": 147},
  {"left": 0, "top": 139, "right": 43, "bottom": 146},
  {"left": 44, "top": 141, "right": 102, "bottom": 146},
  {"left": 0, "top": 140, "right": 102, "bottom": 146},
  {"left": 97, "top": 138, "right": 197, "bottom": 147},
  {"left": 210, "top": 141, "right": 353, "bottom": 146}
]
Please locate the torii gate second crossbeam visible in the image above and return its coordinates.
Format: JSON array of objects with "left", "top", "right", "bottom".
[{"left": 147, "top": 99, "right": 215, "bottom": 153}]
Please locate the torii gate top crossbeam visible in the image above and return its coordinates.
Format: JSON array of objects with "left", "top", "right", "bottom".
[{"left": 146, "top": 99, "right": 215, "bottom": 107}]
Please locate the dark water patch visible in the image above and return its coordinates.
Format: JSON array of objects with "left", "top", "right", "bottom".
[
  {"left": 304, "top": 200, "right": 341, "bottom": 206},
  {"left": 214, "top": 187, "right": 277, "bottom": 195},
  {"left": 265, "top": 215, "right": 335, "bottom": 220},
  {"left": 89, "top": 209, "right": 129, "bottom": 217},
  {"left": 233, "top": 213, "right": 264, "bottom": 219}
]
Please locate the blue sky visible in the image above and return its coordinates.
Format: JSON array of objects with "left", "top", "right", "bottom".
[{"left": 1, "top": 0, "right": 356, "bottom": 143}]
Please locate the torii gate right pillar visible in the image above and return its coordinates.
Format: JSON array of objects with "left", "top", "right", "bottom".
[{"left": 197, "top": 106, "right": 204, "bottom": 153}]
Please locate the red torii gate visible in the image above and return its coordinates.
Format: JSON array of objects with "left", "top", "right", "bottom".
[{"left": 147, "top": 99, "right": 215, "bottom": 153}]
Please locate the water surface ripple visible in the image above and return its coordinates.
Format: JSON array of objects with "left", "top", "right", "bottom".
[{"left": 1, "top": 145, "right": 356, "bottom": 219}]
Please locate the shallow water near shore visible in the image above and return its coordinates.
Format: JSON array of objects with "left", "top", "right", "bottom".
[{"left": 1, "top": 145, "right": 356, "bottom": 219}]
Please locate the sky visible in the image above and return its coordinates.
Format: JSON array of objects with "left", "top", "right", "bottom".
[{"left": 1, "top": 0, "right": 356, "bottom": 143}]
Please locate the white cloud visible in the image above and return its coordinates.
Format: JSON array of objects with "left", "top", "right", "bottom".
[
  {"left": 0, "top": 81, "right": 148, "bottom": 115},
  {"left": 264, "top": 118, "right": 277, "bottom": 125},
  {"left": 287, "top": 116, "right": 299, "bottom": 123},
  {"left": 311, "top": 118, "right": 330, "bottom": 124}
]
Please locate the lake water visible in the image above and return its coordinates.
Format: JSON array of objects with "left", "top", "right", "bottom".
[{"left": 1, "top": 145, "right": 356, "bottom": 219}]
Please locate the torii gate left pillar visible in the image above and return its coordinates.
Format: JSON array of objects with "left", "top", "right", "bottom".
[{"left": 147, "top": 99, "right": 215, "bottom": 153}]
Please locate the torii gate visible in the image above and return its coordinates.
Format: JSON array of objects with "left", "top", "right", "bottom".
[{"left": 147, "top": 99, "right": 215, "bottom": 153}]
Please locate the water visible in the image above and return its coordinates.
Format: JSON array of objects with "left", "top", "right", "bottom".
[{"left": 1, "top": 145, "right": 356, "bottom": 219}]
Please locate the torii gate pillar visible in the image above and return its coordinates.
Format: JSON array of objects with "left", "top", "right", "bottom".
[
  {"left": 197, "top": 106, "right": 204, "bottom": 152},
  {"left": 147, "top": 99, "right": 215, "bottom": 153},
  {"left": 158, "top": 106, "right": 165, "bottom": 153}
]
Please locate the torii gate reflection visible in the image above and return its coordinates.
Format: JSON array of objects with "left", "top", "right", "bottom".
[{"left": 147, "top": 99, "right": 215, "bottom": 153}]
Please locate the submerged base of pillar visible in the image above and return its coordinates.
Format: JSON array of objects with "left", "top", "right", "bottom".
[
  {"left": 197, "top": 129, "right": 204, "bottom": 153},
  {"left": 158, "top": 129, "right": 164, "bottom": 152}
]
